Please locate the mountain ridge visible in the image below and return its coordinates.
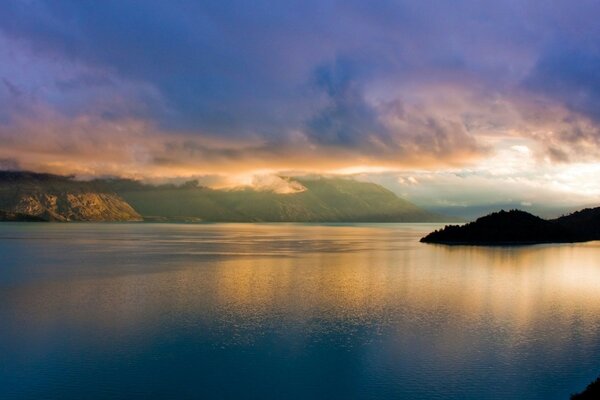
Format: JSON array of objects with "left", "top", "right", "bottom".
[
  {"left": 0, "top": 171, "right": 451, "bottom": 222},
  {"left": 0, "top": 171, "right": 142, "bottom": 222},
  {"left": 109, "top": 176, "right": 451, "bottom": 222}
]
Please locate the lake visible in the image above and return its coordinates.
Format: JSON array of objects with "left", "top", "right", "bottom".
[{"left": 1, "top": 223, "right": 599, "bottom": 399}]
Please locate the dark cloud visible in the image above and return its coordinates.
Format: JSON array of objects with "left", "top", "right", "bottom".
[
  {"left": 525, "top": 47, "right": 600, "bottom": 122},
  {"left": 2, "top": 78, "right": 22, "bottom": 97},
  {"left": 1, "top": 0, "right": 600, "bottom": 174},
  {"left": 307, "top": 59, "right": 388, "bottom": 148},
  {"left": 0, "top": 1, "right": 538, "bottom": 133}
]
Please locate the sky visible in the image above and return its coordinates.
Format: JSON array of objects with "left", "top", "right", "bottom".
[{"left": 1, "top": 0, "right": 600, "bottom": 215}]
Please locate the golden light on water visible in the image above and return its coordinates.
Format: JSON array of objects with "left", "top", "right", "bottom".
[
  {"left": 4, "top": 223, "right": 600, "bottom": 399},
  {"left": 7, "top": 224, "right": 600, "bottom": 342}
]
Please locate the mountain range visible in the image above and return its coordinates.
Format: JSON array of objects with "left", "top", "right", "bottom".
[{"left": 0, "top": 171, "right": 449, "bottom": 222}]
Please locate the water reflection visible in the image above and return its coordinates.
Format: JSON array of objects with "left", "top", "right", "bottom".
[{"left": 1, "top": 223, "right": 600, "bottom": 399}]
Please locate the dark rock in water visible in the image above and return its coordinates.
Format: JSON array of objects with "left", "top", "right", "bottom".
[
  {"left": 0, "top": 210, "right": 48, "bottom": 222},
  {"left": 420, "top": 209, "right": 586, "bottom": 245},
  {"left": 571, "top": 376, "right": 600, "bottom": 399}
]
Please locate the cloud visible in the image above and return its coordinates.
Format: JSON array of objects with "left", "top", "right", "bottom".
[
  {"left": 246, "top": 175, "right": 306, "bottom": 194},
  {"left": 525, "top": 45, "right": 600, "bottom": 123},
  {"left": 1, "top": 0, "right": 600, "bottom": 213},
  {"left": 307, "top": 59, "right": 385, "bottom": 148},
  {"left": 0, "top": 158, "right": 20, "bottom": 170}
]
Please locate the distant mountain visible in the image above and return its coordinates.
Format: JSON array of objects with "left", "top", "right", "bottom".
[
  {"left": 0, "top": 171, "right": 450, "bottom": 222},
  {"left": 103, "top": 176, "right": 449, "bottom": 222},
  {"left": 0, "top": 171, "right": 142, "bottom": 222},
  {"left": 421, "top": 207, "right": 600, "bottom": 245},
  {"left": 426, "top": 202, "right": 590, "bottom": 220}
]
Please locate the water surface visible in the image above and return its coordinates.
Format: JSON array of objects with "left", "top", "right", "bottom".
[{"left": 1, "top": 223, "right": 600, "bottom": 399}]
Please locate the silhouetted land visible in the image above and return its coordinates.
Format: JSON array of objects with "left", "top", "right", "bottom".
[
  {"left": 421, "top": 208, "right": 600, "bottom": 245},
  {"left": 571, "top": 376, "right": 600, "bottom": 399}
]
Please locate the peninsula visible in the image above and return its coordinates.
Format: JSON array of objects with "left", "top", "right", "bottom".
[{"left": 421, "top": 209, "right": 600, "bottom": 245}]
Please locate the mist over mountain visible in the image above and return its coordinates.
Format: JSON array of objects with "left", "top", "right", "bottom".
[
  {"left": 0, "top": 171, "right": 449, "bottom": 222},
  {"left": 102, "top": 176, "right": 449, "bottom": 222}
]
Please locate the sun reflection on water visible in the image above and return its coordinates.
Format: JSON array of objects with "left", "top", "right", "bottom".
[{"left": 1, "top": 223, "right": 600, "bottom": 399}]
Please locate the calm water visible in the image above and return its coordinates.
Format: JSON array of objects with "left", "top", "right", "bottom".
[{"left": 1, "top": 223, "right": 600, "bottom": 399}]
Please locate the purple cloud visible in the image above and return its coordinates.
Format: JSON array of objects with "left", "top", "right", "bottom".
[{"left": 0, "top": 0, "right": 599, "bottom": 175}]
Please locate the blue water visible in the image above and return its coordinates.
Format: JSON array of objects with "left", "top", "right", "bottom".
[{"left": 1, "top": 223, "right": 600, "bottom": 399}]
